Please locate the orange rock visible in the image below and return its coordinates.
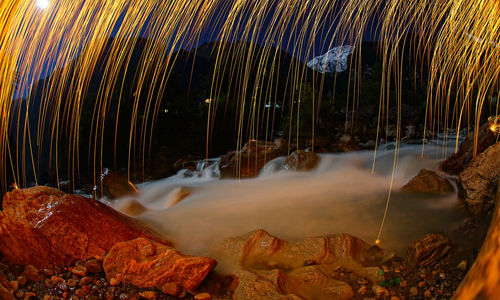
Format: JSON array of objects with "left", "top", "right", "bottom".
[
  {"left": 138, "top": 291, "right": 158, "bottom": 300},
  {"left": 103, "top": 238, "right": 217, "bottom": 291},
  {"left": 219, "top": 140, "right": 280, "bottom": 178},
  {"left": 161, "top": 282, "right": 181, "bottom": 296},
  {"left": 0, "top": 186, "right": 169, "bottom": 268}
]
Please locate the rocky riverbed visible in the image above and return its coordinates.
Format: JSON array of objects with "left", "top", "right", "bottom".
[{"left": 1, "top": 120, "right": 499, "bottom": 300}]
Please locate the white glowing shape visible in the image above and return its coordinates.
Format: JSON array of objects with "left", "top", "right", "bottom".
[{"left": 36, "top": 0, "right": 49, "bottom": 10}]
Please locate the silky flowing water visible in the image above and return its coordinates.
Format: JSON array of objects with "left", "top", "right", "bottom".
[{"left": 111, "top": 140, "right": 468, "bottom": 273}]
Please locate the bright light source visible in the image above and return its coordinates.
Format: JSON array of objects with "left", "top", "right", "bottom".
[
  {"left": 489, "top": 116, "right": 500, "bottom": 133},
  {"left": 205, "top": 99, "right": 212, "bottom": 104},
  {"left": 36, "top": 0, "right": 50, "bottom": 10}
]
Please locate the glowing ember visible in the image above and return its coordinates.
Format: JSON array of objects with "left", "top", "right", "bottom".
[{"left": 489, "top": 116, "right": 500, "bottom": 133}]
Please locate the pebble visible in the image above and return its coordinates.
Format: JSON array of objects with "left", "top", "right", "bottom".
[
  {"left": 10, "top": 280, "right": 19, "bottom": 292},
  {"left": 138, "top": 291, "right": 157, "bottom": 300},
  {"left": 372, "top": 286, "right": 389, "bottom": 297},
  {"left": 400, "top": 280, "right": 407, "bottom": 288},
  {"left": 418, "top": 281, "right": 426, "bottom": 288},
  {"left": 67, "top": 278, "right": 77, "bottom": 287},
  {"left": 84, "top": 259, "right": 103, "bottom": 274},
  {"left": 105, "top": 290, "right": 115, "bottom": 300},
  {"left": 109, "top": 278, "right": 120, "bottom": 286},
  {"left": 161, "top": 282, "right": 181, "bottom": 296},
  {"left": 50, "top": 276, "right": 62, "bottom": 285},
  {"left": 71, "top": 266, "right": 88, "bottom": 277},
  {"left": 57, "top": 282, "right": 68, "bottom": 292},
  {"left": 358, "top": 285, "right": 367, "bottom": 295},
  {"left": 24, "top": 292, "right": 37, "bottom": 299},
  {"left": 80, "top": 276, "right": 93, "bottom": 286},
  {"left": 194, "top": 292, "right": 212, "bottom": 300},
  {"left": 74, "top": 289, "right": 85, "bottom": 297},
  {"left": 410, "top": 287, "right": 418, "bottom": 296},
  {"left": 17, "top": 276, "right": 27, "bottom": 287},
  {"left": 22, "top": 265, "right": 43, "bottom": 282},
  {"left": 81, "top": 285, "right": 91, "bottom": 294},
  {"left": 424, "top": 289, "right": 432, "bottom": 298},
  {"left": 457, "top": 260, "right": 467, "bottom": 271}
]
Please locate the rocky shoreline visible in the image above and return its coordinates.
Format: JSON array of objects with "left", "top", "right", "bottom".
[{"left": 0, "top": 230, "right": 474, "bottom": 300}]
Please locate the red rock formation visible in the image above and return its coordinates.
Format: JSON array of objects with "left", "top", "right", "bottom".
[
  {"left": 103, "top": 238, "right": 217, "bottom": 292},
  {"left": 219, "top": 140, "right": 280, "bottom": 178},
  {"left": 0, "top": 186, "right": 168, "bottom": 268}
]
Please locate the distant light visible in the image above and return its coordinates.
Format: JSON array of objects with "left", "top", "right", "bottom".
[
  {"left": 375, "top": 239, "right": 381, "bottom": 245},
  {"left": 205, "top": 98, "right": 212, "bottom": 104},
  {"left": 36, "top": 0, "right": 50, "bottom": 10}
]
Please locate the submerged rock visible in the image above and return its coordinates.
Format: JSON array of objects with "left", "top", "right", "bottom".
[
  {"left": 401, "top": 169, "right": 455, "bottom": 195},
  {"left": 441, "top": 121, "right": 499, "bottom": 175},
  {"left": 457, "top": 141, "right": 500, "bottom": 216},
  {"left": 407, "top": 234, "right": 452, "bottom": 267},
  {"left": 331, "top": 134, "right": 360, "bottom": 152},
  {"left": 0, "top": 186, "right": 168, "bottom": 268},
  {"left": 219, "top": 140, "right": 280, "bottom": 178},
  {"left": 103, "top": 237, "right": 217, "bottom": 292},
  {"left": 225, "top": 230, "right": 395, "bottom": 300},
  {"left": 284, "top": 150, "right": 320, "bottom": 171},
  {"left": 100, "top": 169, "right": 138, "bottom": 199}
]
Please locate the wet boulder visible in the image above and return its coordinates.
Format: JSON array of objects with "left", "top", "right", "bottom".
[
  {"left": 0, "top": 186, "right": 168, "bottom": 268},
  {"left": 407, "top": 234, "right": 453, "bottom": 267},
  {"left": 401, "top": 169, "right": 455, "bottom": 195},
  {"left": 441, "top": 121, "right": 499, "bottom": 175},
  {"left": 330, "top": 134, "right": 360, "bottom": 152},
  {"left": 457, "top": 141, "right": 500, "bottom": 216},
  {"left": 100, "top": 169, "right": 138, "bottom": 199},
  {"left": 219, "top": 140, "right": 280, "bottom": 178},
  {"left": 284, "top": 150, "right": 320, "bottom": 171},
  {"left": 103, "top": 237, "right": 217, "bottom": 292}
]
